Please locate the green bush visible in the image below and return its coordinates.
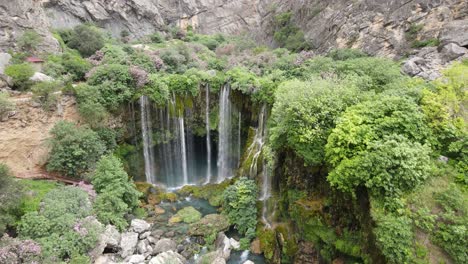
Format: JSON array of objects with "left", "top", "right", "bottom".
[
  {"left": 91, "top": 155, "right": 141, "bottom": 230},
  {"left": 18, "top": 186, "right": 101, "bottom": 261},
  {"left": 67, "top": 24, "right": 105, "bottom": 57},
  {"left": 31, "top": 81, "right": 60, "bottom": 111},
  {"left": 87, "top": 64, "right": 135, "bottom": 110},
  {"left": 273, "top": 12, "right": 311, "bottom": 51},
  {"left": 47, "top": 121, "right": 107, "bottom": 178},
  {"left": 223, "top": 177, "right": 258, "bottom": 238},
  {"left": 74, "top": 84, "right": 109, "bottom": 126},
  {"left": 4, "top": 63, "right": 34, "bottom": 90},
  {"left": 150, "top": 32, "right": 165, "bottom": 43},
  {"left": 18, "top": 30, "right": 42, "bottom": 53},
  {"left": 269, "top": 79, "right": 360, "bottom": 166},
  {"left": 0, "top": 92, "right": 15, "bottom": 118},
  {"left": 0, "top": 164, "right": 23, "bottom": 235}
]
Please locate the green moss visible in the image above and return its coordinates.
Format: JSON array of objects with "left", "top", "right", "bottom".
[
  {"left": 174, "top": 206, "right": 202, "bottom": 223},
  {"left": 257, "top": 227, "right": 277, "bottom": 260},
  {"left": 276, "top": 223, "right": 299, "bottom": 258},
  {"left": 178, "top": 180, "right": 231, "bottom": 207}
]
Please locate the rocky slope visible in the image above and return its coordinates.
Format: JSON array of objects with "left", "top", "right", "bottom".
[
  {"left": 1, "top": 0, "right": 466, "bottom": 58},
  {"left": 0, "top": 94, "right": 80, "bottom": 176}
]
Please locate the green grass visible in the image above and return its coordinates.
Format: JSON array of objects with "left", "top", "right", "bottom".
[{"left": 19, "top": 179, "right": 62, "bottom": 213}]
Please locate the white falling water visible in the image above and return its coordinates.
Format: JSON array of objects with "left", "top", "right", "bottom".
[
  {"left": 244, "top": 105, "right": 267, "bottom": 179},
  {"left": 205, "top": 85, "right": 212, "bottom": 184},
  {"left": 217, "top": 84, "right": 232, "bottom": 183},
  {"left": 178, "top": 112, "right": 188, "bottom": 186},
  {"left": 140, "top": 95, "right": 156, "bottom": 184}
]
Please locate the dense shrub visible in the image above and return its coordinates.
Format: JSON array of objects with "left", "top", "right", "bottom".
[
  {"left": 67, "top": 24, "right": 105, "bottom": 57},
  {"left": 223, "top": 177, "right": 258, "bottom": 238},
  {"left": 44, "top": 52, "right": 91, "bottom": 81},
  {"left": 273, "top": 12, "right": 311, "bottom": 51},
  {"left": 74, "top": 84, "right": 109, "bottom": 127},
  {"left": 87, "top": 64, "right": 135, "bottom": 110},
  {"left": 4, "top": 63, "right": 34, "bottom": 90},
  {"left": 92, "top": 155, "right": 141, "bottom": 230},
  {"left": 269, "top": 79, "right": 360, "bottom": 166},
  {"left": 47, "top": 121, "right": 107, "bottom": 178},
  {"left": 31, "top": 81, "right": 60, "bottom": 111},
  {"left": 0, "top": 164, "right": 23, "bottom": 235},
  {"left": 18, "top": 186, "right": 101, "bottom": 261}
]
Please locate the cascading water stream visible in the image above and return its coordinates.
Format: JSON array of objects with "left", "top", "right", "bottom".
[
  {"left": 140, "top": 95, "right": 156, "bottom": 184},
  {"left": 217, "top": 84, "right": 233, "bottom": 183},
  {"left": 178, "top": 113, "right": 188, "bottom": 186},
  {"left": 205, "top": 85, "right": 212, "bottom": 184}
]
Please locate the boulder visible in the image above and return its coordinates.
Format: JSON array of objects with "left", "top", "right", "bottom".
[
  {"left": 137, "top": 240, "right": 149, "bottom": 255},
  {"left": 212, "top": 257, "right": 227, "bottom": 264},
  {"left": 0, "top": 53, "right": 11, "bottom": 74},
  {"left": 440, "top": 43, "right": 467, "bottom": 62},
  {"left": 440, "top": 19, "right": 468, "bottom": 47},
  {"left": 29, "top": 72, "right": 54, "bottom": 82},
  {"left": 169, "top": 215, "right": 182, "bottom": 224},
  {"left": 147, "top": 236, "right": 158, "bottom": 244},
  {"left": 243, "top": 261, "right": 255, "bottom": 264},
  {"left": 151, "top": 229, "right": 165, "bottom": 239},
  {"left": 154, "top": 205, "right": 165, "bottom": 215},
  {"left": 174, "top": 206, "right": 202, "bottom": 223},
  {"left": 89, "top": 225, "right": 120, "bottom": 260},
  {"left": 139, "top": 231, "right": 151, "bottom": 239},
  {"left": 214, "top": 233, "right": 231, "bottom": 260},
  {"left": 153, "top": 238, "right": 177, "bottom": 254},
  {"left": 229, "top": 238, "right": 240, "bottom": 250},
  {"left": 402, "top": 57, "right": 423, "bottom": 76},
  {"left": 94, "top": 255, "right": 118, "bottom": 264},
  {"left": 130, "top": 219, "right": 151, "bottom": 233},
  {"left": 120, "top": 232, "right": 139, "bottom": 258},
  {"left": 149, "top": 251, "right": 186, "bottom": 264},
  {"left": 189, "top": 214, "right": 230, "bottom": 236},
  {"left": 126, "top": 254, "right": 145, "bottom": 264}
]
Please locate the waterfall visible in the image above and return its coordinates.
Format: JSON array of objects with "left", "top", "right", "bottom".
[
  {"left": 205, "top": 85, "right": 212, "bottom": 184},
  {"left": 179, "top": 113, "right": 188, "bottom": 185},
  {"left": 217, "top": 84, "right": 233, "bottom": 183},
  {"left": 244, "top": 105, "right": 267, "bottom": 178},
  {"left": 140, "top": 95, "right": 156, "bottom": 184}
]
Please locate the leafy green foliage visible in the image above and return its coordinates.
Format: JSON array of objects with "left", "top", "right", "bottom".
[
  {"left": 44, "top": 52, "right": 91, "bottom": 81},
  {"left": 328, "top": 135, "right": 431, "bottom": 198},
  {"left": 269, "top": 79, "right": 361, "bottom": 166},
  {"left": 91, "top": 155, "right": 141, "bottom": 230},
  {"left": 223, "top": 177, "right": 258, "bottom": 238},
  {"left": 0, "top": 164, "right": 23, "bottom": 235},
  {"left": 66, "top": 24, "right": 105, "bottom": 57},
  {"left": 87, "top": 64, "right": 135, "bottom": 110},
  {"left": 74, "top": 84, "right": 109, "bottom": 127},
  {"left": 47, "top": 121, "right": 107, "bottom": 178},
  {"left": 18, "top": 186, "right": 101, "bottom": 261},
  {"left": 17, "top": 30, "right": 42, "bottom": 53},
  {"left": 4, "top": 63, "right": 34, "bottom": 90},
  {"left": 31, "top": 81, "right": 60, "bottom": 111},
  {"left": 174, "top": 206, "right": 202, "bottom": 223}
]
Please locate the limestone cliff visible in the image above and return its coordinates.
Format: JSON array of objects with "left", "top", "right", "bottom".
[{"left": 1, "top": 0, "right": 466, "bottom": 61}]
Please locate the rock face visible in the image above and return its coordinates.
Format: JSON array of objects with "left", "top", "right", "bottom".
[
  {"left": 0, "top": 94, "right": 80, "bottom": 176},
  {"left": 149, "top": 250, "right": 186, "bottom": 264},
  {"left": 1, "top": 0, "right": 466, "bottom": 62}
]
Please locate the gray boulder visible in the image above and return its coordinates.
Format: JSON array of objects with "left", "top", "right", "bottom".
[
  {"left": 440, "top": 43, "right": 468, "bottom": 62},
  {"left": 126, "top": 254, "right": 146, "bottom": 263},
  {"left": 130, "top": 219, "right": 151, "bottom": 233},
  {"left": 29, "top": 72, "right": 54, "bottom": 82},
  {"left": 153, "top": 238, "right": 177, "bottom": 254},
  {"left": 402, "top": 57, "right": 423, "bottom": 76},
  {"left": 0, "top": 53, "right": 11, "bottom": 74},
  {"left": 212, "top": 257, "right": 227, "bottom": 264},
  {"left": 440, "top": 19, "right": 468, "bottom": 47},
  {"left": 120, "top": 232, "right": 139, "bottom": 258},
  {"left": 149, "top": 251, "right": 186, "bottom": 264}
]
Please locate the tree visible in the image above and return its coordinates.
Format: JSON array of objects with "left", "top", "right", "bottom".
[
  {"left": 47, "top": 121, "right": 107, "bottom": 178},
  {"left": 4, "top": 63, "right": 34, "bottom": 90},
  {"left": 18, "top": 30, "right": 42, "bottom": 53},
  {"left": 223, "top": 177, "right": 258, "bottom": 238},
  {"left": 91, "top": 155, "right": 141, "bottom": 230},
  {"left": 269, "top": 79, "right": 360, "bottom": 166},
  {"left": 67, "top": 24, "right": 105, "bottom": 57},
  {"left": 87, "top": 64, "right": 135, "bottom": 110}
]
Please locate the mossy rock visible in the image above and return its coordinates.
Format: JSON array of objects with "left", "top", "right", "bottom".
[
  {"left": 135, "top": 181, "right": 153, "bottom": 195},
  {"left": 189, "top": 214, "right": 230, "bottom": 236},
  {"left": 168, "top": 215, "right": 182, "bottom": 224},
  {"left": 160, "top": 192, "right": 178, "bottom": 202},
  {"left": 178, "top": 181, "right": 230, "bottom": 207},
  {"left": 174, "top": 206, "right": 202, "bottom": 224}
]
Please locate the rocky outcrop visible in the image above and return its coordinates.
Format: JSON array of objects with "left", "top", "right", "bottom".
[
  {"left": 188, "top": 214, "right": 230, "bottom": 236},
  {"left": 0, "top": 94, "right": 80, "bottom": 176}
]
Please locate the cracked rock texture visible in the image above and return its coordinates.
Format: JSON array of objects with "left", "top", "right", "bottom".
[{"left": 0, "top": 0, "right": 466, "bottom": 72}]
